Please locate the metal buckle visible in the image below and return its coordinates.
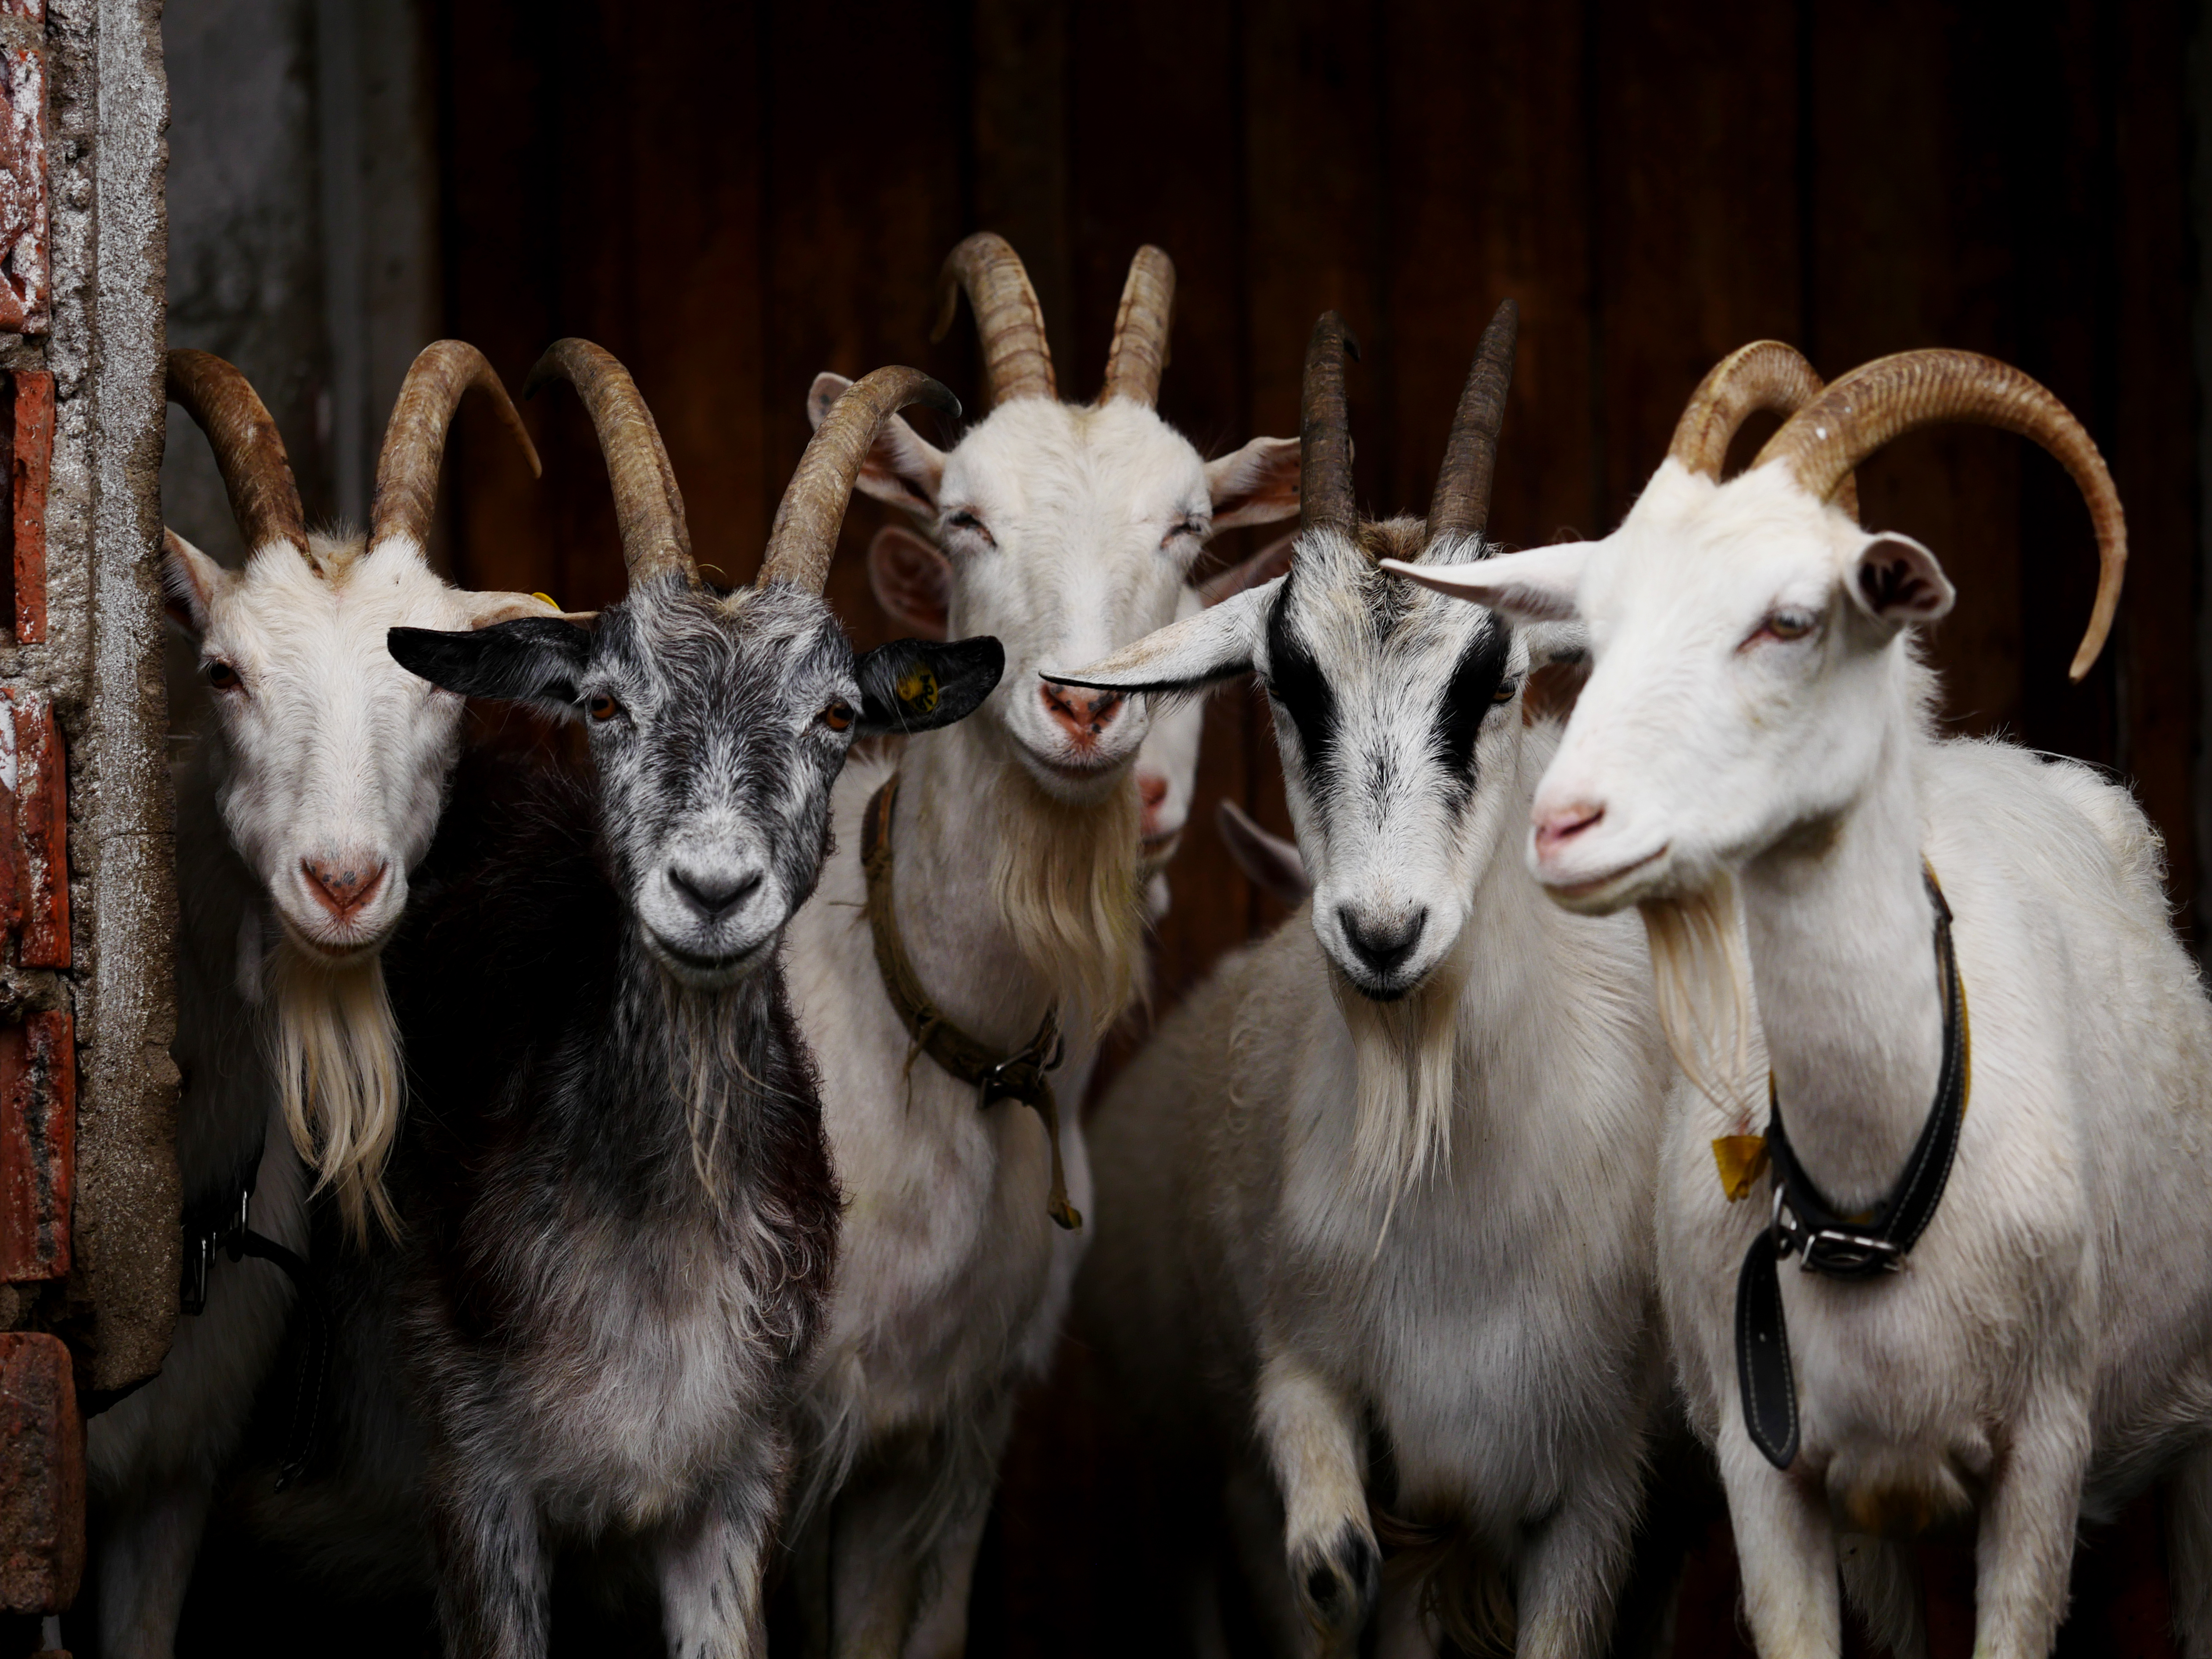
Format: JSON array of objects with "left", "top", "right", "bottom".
[
  {"left": 180, "top": 1185, "right": 253, "bottom": 1315},
  {"left": 977, "top": 1029, "right": 1063, "bottom": 1109},
  {"left": 1772, "top": 1189, "right": 1903, "bottom": 1276}
]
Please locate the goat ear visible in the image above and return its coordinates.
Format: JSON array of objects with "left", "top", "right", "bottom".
[
  {"left": 1381, "top": 542, "right": 1590, "bottom": 625},
  {"left": 1847, "top": 532, "right": 1955, "bottom": 627},
  {"left": 458, "top": 590, "right": 599, "bottom": 630},
  {"left": 853, "top": 634, "right": 1005, "bottom": 737},
  {"left": 1205, "top": 436, "right": 1301, "bottom": 531},
  {"left": 1523, "top": 619, "right": 1589, "bottom": 668},
  {"left": 387, "top": 618, "right": 595, "bottom": 718},
  {"left": 1197, "top": 530, "right": 1296, "bottom": 607},
  {"left": 1217, "top": 799, "right": 1310, "bottom": 909},
  {"left": 162, "top": 528, "right": 228, "bottom": 636},
  {"left": 1043, "top": 580, "right": 1273, "bottom": 695},
  {"left": 867, "top": 525, "right": 952, "bottom": 638},
  {"left": 811, "top": 372, "right": 945, "bottom": 516}
]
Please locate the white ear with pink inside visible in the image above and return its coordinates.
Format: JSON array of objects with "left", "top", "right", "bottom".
[
  {"left": 1378, "top": 541, "right": 1593, "bottom": 624},
  {"left": 1847, "top": 532, "right": 1956, "bottom": 627}
]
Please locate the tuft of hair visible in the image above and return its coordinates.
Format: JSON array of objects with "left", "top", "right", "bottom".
[
  {"left": 1327, "top": 941, "right": 1470, "bottom": 1208},
  {"left": 1371, "top": 1505, "right": 1515, "bottom": 1658},
  {"left": 1637, "top": 876, "right": 1759, "bottom": 1126},
  {"left": 986, "top": 764, "right": 1149, "bottom": 1039},
  {"left": 302, "top": 526, "right": 369, "bottom": 581},
  {"left": 266, "top": 942, "right": 403, "bottom": 1242}
]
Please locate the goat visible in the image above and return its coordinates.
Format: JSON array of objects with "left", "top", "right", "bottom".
[
  {"left": 1389, "top": 343, "right": 2212, "bottom": 1659},
  {"left": 1049, "top": 308, "right": 1674, "bottom": 1658},
  {"left": 257, "top": 344, "right": 1003, "bottom": 1659},
  {"left": 780, "top": 233, "right": 1300, "bottom": 1653},
  {"left": 92, "top": 344, "right": 551, "bottom": 1659}
]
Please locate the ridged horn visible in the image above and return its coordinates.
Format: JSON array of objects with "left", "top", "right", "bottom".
[
  {"left": 1100, "top": 245, "right": 1174, "bottom": 408},
  {"left": 931, "top": 232, "right": 1056, "bottom": 407},
  {"left": 761, "top": 368, "right": 961, "bottom": 595},
  {"left": 1668, "top": 340, "right": 1858, "bottom": 521},
  {"left": 370, "top": 341, "right": 542, "bottom": 552},
  {"left": 1300, "top": 312, "right": 1359, "bottom": 539},
  {"left": 525, "top": 340, "right": 694, "bottom": 589},
  {"left": 1755, "top": 350, "right": 2126, "bottom": 680},
  {"left": 165, "top": 349, "right": 309, "bottom": 559},
  {"left": 1426, "top": 298, "right": 1519, "bottom": 548}
]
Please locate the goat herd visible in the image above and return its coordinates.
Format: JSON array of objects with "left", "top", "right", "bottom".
[{"left": 81, "top": 230, "right": 2212, "bottom": 1659}]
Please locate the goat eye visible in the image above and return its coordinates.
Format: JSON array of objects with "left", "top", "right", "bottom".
[
  {"left": 1491, "top": 680, "right": 1519, "bottom": 705},
  {"left": 587, "top": 693, "right": 622, "bottom": 723},
  {"left": 204, "top": 660, "right": 242, "bottom": 692},
  {"left": 822, "top": 701, "right": 854, "bottom": 732},
  {"left": 1757, "top": 608, "right": 1819, "bottom": 644},
  {"left": 1162, "top": 518, "right": 1207, "bottom": 548},
  {"left": 945, "top": 509, "right": 992, "bottom": 544}
]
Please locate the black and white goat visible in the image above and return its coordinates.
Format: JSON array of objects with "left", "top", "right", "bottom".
[
  {"left": 94, "top": 345, "right": 552, "bottom": 1659},
  {"left": 255, "top": 343, "right": 1002, "bottom": 1659},
  {"left": 1051, "top": 311, "right": 1675, "bottom": 1658}
]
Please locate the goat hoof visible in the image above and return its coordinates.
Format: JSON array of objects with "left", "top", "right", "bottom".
[{"left": 1291, "top": 1520, "right": 1379, "bottom": 1636}]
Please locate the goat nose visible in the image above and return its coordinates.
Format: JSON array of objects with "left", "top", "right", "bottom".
[
  {"left": 302, "top": 857, "right": 388, "bottom": 919},
  {"left": 1533, "top": 801, "right": 1605, "bottom": 861},
  {"left": 669, "top": 864, "right": 763, "bottom": 921},
  {"left": 1337, "top": 906, "right": 1428, "bottom": 977},
  {"left": 1039, "top": 681, "right": 1124, "bottom": 740}
]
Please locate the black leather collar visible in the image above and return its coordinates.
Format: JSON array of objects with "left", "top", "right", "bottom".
[{"left": 1736, "top": 864, "right": 1971, "bottom": 1468}]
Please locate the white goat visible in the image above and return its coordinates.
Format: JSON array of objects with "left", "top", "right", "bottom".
[
  {"left": 92, "top": 345, "right": 555, "bottom": 1659},
  {"left": 781, "top": 233, "right": 1299, "bottom": 1654},
  {"left": 1052, "top": 308, "right": 1674, "bottom": 1658},
  {"left": 1391, "top": 343, "right": 2212, "bottom": 1659}
]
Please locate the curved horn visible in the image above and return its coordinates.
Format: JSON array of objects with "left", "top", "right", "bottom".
[
  {"left": 1426, "top": 298, "right": 1519, "bottom": 548},
  {"left": 1755, "top": 350, "right": 2126, "bottom": 680},
  {"left": 370, "top": 341, "right": 542, "bottom": 552},
  {"left": 1100, "top": 245, "right": 1174, "bottom": 408},
  {"left": 930, "top": 232, "right": 1056, "bottom": 407},
  {"left": 1668, "top": 339, "right": 1858, "bottom": 521},
  {"left": 1300, "top": 312, "right": 1359, "bottom": 539},
  {"left": 525, "top": 339, "right": 695, "bottom": 589},
  {"left": 761, "top": 368, "right": 961, "bottom": 596},
  {"left": 165, "top": 349, "right": 308, "bottom": 558}
]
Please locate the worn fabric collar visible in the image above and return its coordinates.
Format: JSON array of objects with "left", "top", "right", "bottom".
[
  {"left": 861, "top": 776, "right": 1081, "bottom": 1231},
  {"left": 1736, "top": 861, "right": 1971, "bottom": 1469}
]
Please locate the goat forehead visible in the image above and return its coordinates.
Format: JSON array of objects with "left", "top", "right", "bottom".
[
  {"left": 945, "top": 399, "right": 1206, "bottom": 533},
  {"left": 1598, "top": 461, "right": 1850, "bottom": 624},
  {"left": 605, "top": 583, "right": 852, "bottom": 726}
]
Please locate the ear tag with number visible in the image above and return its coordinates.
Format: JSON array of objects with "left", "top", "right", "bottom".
[
  {"left": 895, "top": 664, "right": 939, "bottom": 714},
  {"left": 1712, "top": 1134, "right": 1769, "bottom": 1203}
]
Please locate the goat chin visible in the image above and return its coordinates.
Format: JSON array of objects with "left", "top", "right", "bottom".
[
  {"left": 987, "top": 762, "right": 1148, "bottom": 1039},
  {"left": 1323, "top": 936, "right": 1471, "bottom": 1208},
  {"left": 1637, "top": 876, "right": 1760, "bottom": 1130},
  {"left": 265, "top": 941, "right": 402, "bottom": 1241}
]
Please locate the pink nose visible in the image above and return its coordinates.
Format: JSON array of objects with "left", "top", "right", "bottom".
[
  {"left": 1137, "top": 773, "right": 1169, "bottom": 811},
  {"left": 302, "top": 856, "right": 388, "bottom": 919},
  {"left": 1533, "top": 802, "right": 1604, "bottom": 862},
  {"left": 1040, "top": 682, "right": 1124, "bottom": 742}
]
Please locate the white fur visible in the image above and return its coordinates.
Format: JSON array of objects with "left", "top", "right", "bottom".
[
  {"left": 787, "top": 370, "right": 1297, "bottom": 1655},
  {"left": 1408, "top": 454, "right": 2212, "bottom": 1658}
]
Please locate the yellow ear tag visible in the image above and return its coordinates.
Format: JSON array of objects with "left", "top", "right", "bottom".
[
  {"left": 895, "top": 664, "right": 939, "bottom": 714},
  {"left": 1712, "top": 1134, "right": 1770, "bottom": 1204},
  {"left": 532, "top": 592, "right": 559, "bottom": 610}
]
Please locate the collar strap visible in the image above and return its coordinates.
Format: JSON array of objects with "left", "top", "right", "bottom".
[
  {"left": 861, "top": 778, "right": 1081, "bottom": 1231},
  {"left": 1736, "top": 861, "right": 1971, "bottom": 1469}
]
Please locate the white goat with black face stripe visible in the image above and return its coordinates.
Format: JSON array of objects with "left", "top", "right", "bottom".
[
  {"left": 1057, "top": 309, "right": 1674, "bottom": 1658},
  {"left": 256, "top": 349, "right": 1002, "bottom": 1659},
  {"left": 778, "top": 235, "right": 1299, "bottom": 1655},
  {"left": 92, "top": 345, "right": 555, "bottom": 1659}
]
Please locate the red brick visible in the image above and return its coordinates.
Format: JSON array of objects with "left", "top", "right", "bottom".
[
  {"left": 7, "top": 696, "right": 63, "bottom": 970},
  {"left": 0, "top": 1334, "right": 80, "bottom": 1613},
  {"left": 0, "top": 1011, "right": 69, "bottom": 1284},
  {"left": 11, "top": 370, "right": 48, "bottom": 644},
  {"left": 0, "top": 49, "right": 44, "bottom": 336}
]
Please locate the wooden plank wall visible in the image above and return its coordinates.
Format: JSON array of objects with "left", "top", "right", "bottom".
[{"left": 428, "top": 3, "right": 2200, "bottom": 1653}]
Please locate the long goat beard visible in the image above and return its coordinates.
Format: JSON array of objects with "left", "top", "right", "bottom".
[
  {"left": 989, "top": 765, "right": 1149, "bottom": 1040},
  {"left": 1638, "top": 874, "right": 1760, "bottom": 1129},
  {"left": 266, "top": 940, "right": 402, "bottom": 1242},
  {"left": 1328, "top": 937, "right": 1470, "bottom": 1208}
]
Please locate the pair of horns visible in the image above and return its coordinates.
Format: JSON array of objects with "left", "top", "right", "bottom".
[
  {"left": 1299, "top": 300, "right": 1521, "bottom": 548},
  {"left": 166, "top": 342, "right": 543, "bottom": 563},
  {"left": 1671, "top": 341, "right": 2125, "bottom": 681},
  {"left": 931, "top": 232, "right": 1175, "bottom": 411},
  {"left": 529, "top": 340, "right": 957, "bottom": 597}
]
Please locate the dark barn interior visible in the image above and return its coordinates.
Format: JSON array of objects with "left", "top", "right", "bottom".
[{"left": 150, "top": 1, "right": 2208, "bottom": 1654}]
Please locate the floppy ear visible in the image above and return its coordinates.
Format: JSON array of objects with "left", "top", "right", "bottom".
[
  {"left": 867, "top": 525, "right": 952, "bottom": 638},
  {"left": 387, "top": 618, "right": 595, "bottom": 719},
  {"left": 1217, "top": 799, "right": 1310, "bottom": 909},
  {"left": 1848, "top": 532, "right": 1955, "bottom": 627},
  {"left": 811, "top": 372, "right": 946, "bottom": 517},
  {"left": 854, "top": 635, "right": 1004, "bottom": 737},
  {"left": 1205, "top": 436, "right": 1301, "bottom": 531},
  {"left": 162, "top": 528, "right": 229, "bottom": 636},
  {"left": 456, "top": 589, "right": 598, "bottom": 629},
  {"left": 1043, "top": 580, "right": 1275, "bottom": 695},
  {"left": 1197, "top": 530, "right": 1296, "bottom": 607},
  {"left": 1380, "top": 542, "right": 1592, "bottom": 625}
]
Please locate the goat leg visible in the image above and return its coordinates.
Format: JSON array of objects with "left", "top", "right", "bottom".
[
  {"left": 95, "top": 1480, "right": 211, "bottom": 1659},
  {"left": 2169, "top": 1440, "right": 2212, "bottom": 1659},
  {"left": 1254, "top": 1352, "right": 1379, "bottom": 1655},
  {"left": 428, "top": 1471, "right": 548, "bottom": 1659},
  {"left": 1513, "top": 1456, "right": 1645, "bottom": 1659},
  {"left": 1971, "top": 1386, "right": 2091, "bottom": 1659},
  {"left": 657, "top": 1452, "right": 784, "bottom": 1659},
  {"left": 1714, "top": 1415, "right": 1840, "bottom": 1659}
]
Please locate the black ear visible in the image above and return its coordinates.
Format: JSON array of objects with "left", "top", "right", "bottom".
[
  {"left": 854, "top": 635, "right": 1005, "bottom": 737},
  {"left": 387, "top": 618, "right": 596, "bottom": 715}
]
